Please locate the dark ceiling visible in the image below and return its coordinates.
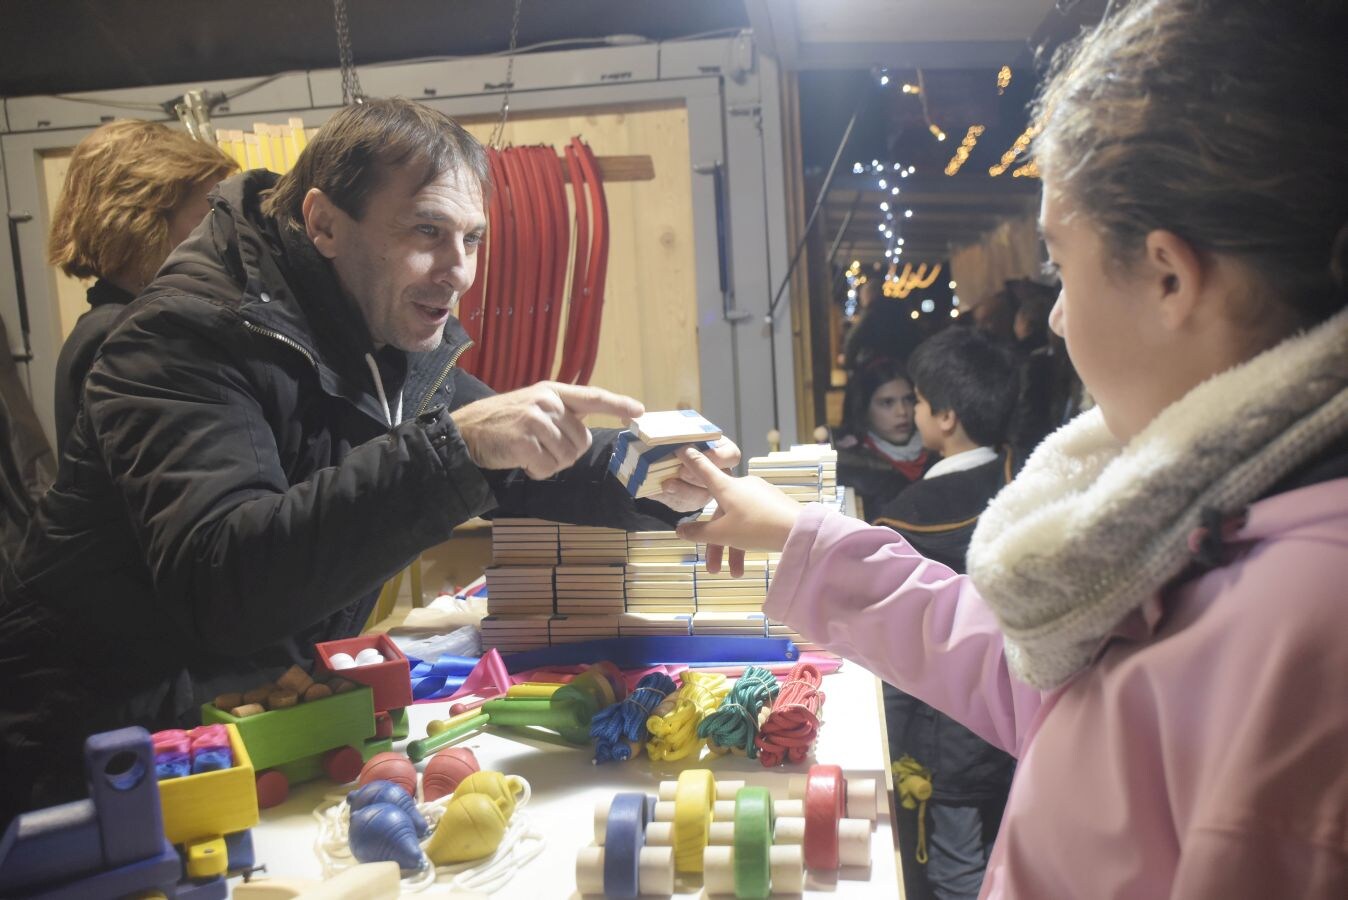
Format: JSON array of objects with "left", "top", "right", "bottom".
[
  {"left": 2, "top": 0, "right": 1100, "bottom": 275},
  {"left": 0, "top": 0, "right": 749, "bottom": 97}
]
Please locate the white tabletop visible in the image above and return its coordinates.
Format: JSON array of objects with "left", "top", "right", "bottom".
[{"left": 243, "top": 663, "right": 899, "bottom": 898}]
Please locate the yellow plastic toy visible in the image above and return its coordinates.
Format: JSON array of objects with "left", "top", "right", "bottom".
[
  {"left": 425, "top": 793, "right": 508, "bottom": 864},
  {"left": 422, "top": 768, "right": 530, "bottom": 865},
  {"left": 451, "top": 771, "right": 527, "bottom": 819}
]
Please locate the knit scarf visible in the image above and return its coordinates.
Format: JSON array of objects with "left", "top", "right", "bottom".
[{"left": 966, "top": 305, "right": 1348, "bottom": 690}]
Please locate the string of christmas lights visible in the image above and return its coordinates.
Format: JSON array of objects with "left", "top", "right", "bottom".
[{"left": 840, "top": 61, "right": 1034, "bottom": 321}]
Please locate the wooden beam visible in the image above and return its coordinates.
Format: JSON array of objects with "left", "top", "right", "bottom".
[{"left": 557, "top": 154, "right": 655, "bottom": 184}]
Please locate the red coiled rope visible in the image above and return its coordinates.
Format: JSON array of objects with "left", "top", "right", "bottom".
[
  {"left": 535, "top": 146, "right": 570, "bottom": 382},
  {"left": 556, "top": 141, "right": 590, "bottom": 384},
  {"left": 754, "top": 662, "right": 825, "bottom": 767},
  {"left": 463, "top": 141, "right": 608, "bottom": 390},
  {"left": 571, "top": 137, "right": 609, "bottom": 386}
]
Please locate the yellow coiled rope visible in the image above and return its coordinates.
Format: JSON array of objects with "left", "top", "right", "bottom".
[{"left": 645, "top": 671, "right": 729, "bottom": 761}]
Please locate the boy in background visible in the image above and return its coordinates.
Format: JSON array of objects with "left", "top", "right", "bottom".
[
  {"left": 873, "top": 326, "right": 1020, "bottom": 900},
  {"left": 875, "top": 327, "right": 1020, "bottom": 570}
]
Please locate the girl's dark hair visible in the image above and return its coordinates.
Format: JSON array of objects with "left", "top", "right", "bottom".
[
  {"left": 263, "top": 97, "right": 490, "bottom": 229},
  {"left": 1033, "top": 0, "right": 1348, "bottom": 325},
  {"left": 842, "top": 357, "right": 911, "bottom": 438}
]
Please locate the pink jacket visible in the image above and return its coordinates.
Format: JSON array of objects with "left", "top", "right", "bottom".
[{"left": 765, "top": 480, "right": 1348, "bottom": 898}]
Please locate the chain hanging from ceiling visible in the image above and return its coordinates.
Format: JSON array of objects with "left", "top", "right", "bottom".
[
  {"left": 333, "top": 0, "right": 364, "bottom": 105},
  {"left": 488, "top": 0, "right": 523, "bottom": 149}
]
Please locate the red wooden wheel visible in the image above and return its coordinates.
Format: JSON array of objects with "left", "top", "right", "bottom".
[
  {"left": 323, "top": 745, "right": 365, "bottom": 784},
  {"left": 255, "top": 769, "right": 289, "bottom": 809}
]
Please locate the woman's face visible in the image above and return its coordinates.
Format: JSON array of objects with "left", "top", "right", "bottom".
[
  {"left": 1042, "top": 186, "right": 1151, "bottom": 439},
  {"left": 867, "top": 377, "right": 917, "bottom": 444}
]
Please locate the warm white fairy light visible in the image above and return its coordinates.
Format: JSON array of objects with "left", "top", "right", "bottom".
[
  {"left": 943, "top": 125, "right": 985, "bottom": 176},
  {"left": 989, "top": 123, "right": 1041, "bottom": 176}
]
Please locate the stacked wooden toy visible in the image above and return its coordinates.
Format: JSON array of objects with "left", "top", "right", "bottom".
[
  {"left": 576, "top": 766, "right": 881, "bottom": 899},
  {"left": 609, "top": 410, "right": 722, "bottom": 499}
]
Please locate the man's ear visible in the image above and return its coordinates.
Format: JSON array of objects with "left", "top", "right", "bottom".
[
  {"left": 302, "top": 188, "right": 343, "bottom": 260},
  {"left": 1144, "top": 229, "right": 1206, "bottom": 332}
]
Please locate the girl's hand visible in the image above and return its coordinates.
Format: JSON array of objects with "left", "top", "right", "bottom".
[
  {"left": 674, "top": 446, "right": 803, "bottom": 576},
  {"left": 652, "top": 437, "right": 742, "bottom": 512}
]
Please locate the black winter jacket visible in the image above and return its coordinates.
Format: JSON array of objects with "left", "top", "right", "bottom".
[
  {"left": 0, "top": 171, "right": 683, "bottom": 821},
  {"left": 52, "top": 278, "right": 133, "bottom": 457},
  {"left": 874, "top": 449, "right": 1020, "bottom": 805}
]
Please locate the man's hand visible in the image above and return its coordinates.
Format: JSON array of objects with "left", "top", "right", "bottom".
[
  {"left": 651, "top": 437, "right": 743, "bottom": 512},
  {"left": 452, "top": 382, "right": 644, "bottom": 479},
  {"left": 674, "top": 446, "right": 803, "bottom": 577}
]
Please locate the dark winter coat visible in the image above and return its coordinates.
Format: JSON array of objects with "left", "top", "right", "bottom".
[
  {"left": 52, "top": 278, "right": 133, "bottom": 457},
  {"left": 873, "top": 449, "right": 1018, "bottom": 572},
  {"left": 0, "top": 170, "right": 683, "bottom": 821},
  {"left": 835, "top": 440, "right": 933, "bottom": 522},
  {"left": 874, "top": 449, "right": 1020, "bottom": 804}
]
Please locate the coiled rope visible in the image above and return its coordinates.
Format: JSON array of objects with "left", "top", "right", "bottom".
[
  {"left": 645, "top": 671, "right": 729, "bottom": 761},
  {"left": 754, "top": 662, "right": 824, "bottom": 767},
  {"left": 590, "top": 671, "right": 678, "bottom": 763},
  {"left": 697, "top": 665, "right": 779, "bottom": 757}
]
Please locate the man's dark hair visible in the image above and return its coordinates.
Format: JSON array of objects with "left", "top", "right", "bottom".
[
  {"left": 908, "top": 327, "right": 1019, "bottom": 447},
  {"left": 262, "top": 97, "right": 490, "bottom": 229}
]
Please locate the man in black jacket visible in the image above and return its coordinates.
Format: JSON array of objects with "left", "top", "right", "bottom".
[{"left": 0, "top": 98, "right": 738, "bottom": 823}]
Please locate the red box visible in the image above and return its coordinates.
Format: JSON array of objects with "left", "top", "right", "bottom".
[{"left": 314, "top": 633, "right": 412, "bottom": 712}]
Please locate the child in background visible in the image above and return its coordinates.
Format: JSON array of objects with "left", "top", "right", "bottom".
[
  {"left": 676, "top": 0, "right": 1348, "bottom": 895},
  {"left": 874, "top": 328, "right": 1020, "bottom": 571},
  {"left": 872, "top": 327, "right": 1020, "bottom": 900},
  {"left": 834, "top": 357, "right": 934, "bottom": 520}
]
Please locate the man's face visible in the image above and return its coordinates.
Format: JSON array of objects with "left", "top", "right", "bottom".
[{"left": 325, "top": 164, "right": 486, "bottom": 353}]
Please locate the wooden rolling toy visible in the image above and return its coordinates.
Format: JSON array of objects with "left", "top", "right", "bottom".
[{"left": 575, "top": 792, "right": 674, "bottom": 899}]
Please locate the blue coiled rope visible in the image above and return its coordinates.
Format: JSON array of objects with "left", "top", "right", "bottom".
[{"left": 591, "top": 672, "right": 678, "bottom": 763}]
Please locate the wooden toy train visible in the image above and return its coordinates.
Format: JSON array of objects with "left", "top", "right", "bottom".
[{"left": 200, "top": 634, "right": 414, "bottom": 808}]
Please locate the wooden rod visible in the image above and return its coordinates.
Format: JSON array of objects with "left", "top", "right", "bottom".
[{"left": 557, "top": 154, "right": 654, "bottom": 183}]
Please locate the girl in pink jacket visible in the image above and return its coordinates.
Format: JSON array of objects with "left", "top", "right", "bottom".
[{"left": 677, "top": 1, "right": 1348, "bottom": 896}]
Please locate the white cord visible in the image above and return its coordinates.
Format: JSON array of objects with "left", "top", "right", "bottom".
[
  {"left": 313, "top": 777, "right": 541, "bottom": 894},
  {"left": 365, "top": 353, "right": 403, "bottom": 428}
]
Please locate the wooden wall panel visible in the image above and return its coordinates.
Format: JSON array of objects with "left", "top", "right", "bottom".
[{"left": 39, "top": 148, "right": 91, "bottom": 344}]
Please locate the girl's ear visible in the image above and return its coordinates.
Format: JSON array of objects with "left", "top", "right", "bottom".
[{"left": 1143, "top": 229, "right": 1206, "bottom": 332}]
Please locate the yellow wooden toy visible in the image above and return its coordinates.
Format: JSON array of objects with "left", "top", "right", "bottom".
[
  {"left": 157, "top": 724, "right": 259, "bottom": 878},
  {"left": 451, "top": 770, "right": 527, "bottom": 819},
  {"left": 424, "top": 793, "right": 508, "bottom": 864}
]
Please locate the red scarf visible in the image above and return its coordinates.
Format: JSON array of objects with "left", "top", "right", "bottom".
[{"left": 862, "top": 436, "right": 929, "bottom": 481}]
